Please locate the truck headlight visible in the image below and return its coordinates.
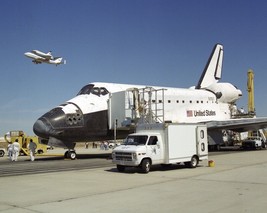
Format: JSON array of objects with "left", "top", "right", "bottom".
[{"left": 132, "top": 153, "right": 137, "bottom": 160}]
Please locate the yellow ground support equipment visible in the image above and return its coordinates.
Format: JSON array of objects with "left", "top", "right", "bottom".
[
  {"left": 247, "top": 69, "right": 255, "bottom": 138},
  {"left": 4, "top": 130, "right": 47, "bottom": 156},
  {"left": 247, "top": 69, "right": 255, "bottom": 115}
]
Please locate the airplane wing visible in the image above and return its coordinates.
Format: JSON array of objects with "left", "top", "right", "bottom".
[
  {"left": 41, "top": 56, "right": 52, "bottom": 60},
  {"left": 206, "top": 117, "right": 267, "bottom": 132},
  {"left": 38, "top": 57, "right": 49, "bottom": 62},
  {"left": 33, "top": 57, "right": 47, "bottom": 64}
]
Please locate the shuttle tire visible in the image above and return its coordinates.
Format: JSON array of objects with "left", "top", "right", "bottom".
[
  {"left": 69, "top": 151, "right": 76, "bottom": 160},
  {"left": 141, "top": 159, "right": 151, "bottom": 173},
  {"left": 0, "top": 150, "right": 4, "bottom": 157},
  {"left": 65, "top": 151, "right": 77, "bottom": 160}
]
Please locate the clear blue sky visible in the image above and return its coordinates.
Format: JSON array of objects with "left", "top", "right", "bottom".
[{"left": 1, "top": 0, "right": 267, "bottom": 136}]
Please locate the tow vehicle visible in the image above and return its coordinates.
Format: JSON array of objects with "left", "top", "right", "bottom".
[
  {"left": 4, "top": 131, "right": 47, "bottom": 155},
  {"left": 242, "top": 137, "right": 264, "bottom": 149}
]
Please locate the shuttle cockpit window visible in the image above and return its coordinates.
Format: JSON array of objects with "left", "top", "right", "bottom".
[
  {"left": 91, "top": 87, "right": 109, "bottom": 96},
  {"left": 77, "top": 84, "right": 94, "bottom": 95},
  {"left": 77, "top": 84, "right": 109, "bottom": 96},
  {"left": 100, "top": 87, "right": 109, "bottom": 96}
]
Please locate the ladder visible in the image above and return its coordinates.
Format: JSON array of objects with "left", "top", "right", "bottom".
[{"left": 130, "top": 87, "right": 165, "bottom": 124}]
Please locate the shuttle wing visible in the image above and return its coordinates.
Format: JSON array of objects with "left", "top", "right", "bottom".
[
  {"left": 206, "top": 117, "right": 267, "bottom": 132},
  {"left": 32, "top": 50, "right": 53, "bottom": 60}
]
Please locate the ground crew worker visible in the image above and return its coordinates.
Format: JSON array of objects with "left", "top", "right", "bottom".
[
  {"left": 28, "top": 139, "right": 37, "bottom": 161},
  {"left": 12, "top": 139, "right": 20, "bottom": 161},
  {"left": 7, "top": 142, "right": 13, "bottom": 161}
]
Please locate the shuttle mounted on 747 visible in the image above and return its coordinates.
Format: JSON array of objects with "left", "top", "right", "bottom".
[
  {"left": 24, "top": 50, "right": 66, "bottom": 66},
  {"left": 33, "top": 44, "right": 267, "bottom": 159}
]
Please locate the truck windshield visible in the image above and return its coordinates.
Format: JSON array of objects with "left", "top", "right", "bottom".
[{"left": 124, "top": 135, "right": 148, "bottom": 145}]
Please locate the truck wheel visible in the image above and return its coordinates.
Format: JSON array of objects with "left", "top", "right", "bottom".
[
  {"left": 185, "top": 156, "right": 199, "bottom": 168},
  {"left": 117, "top": 165, "right": 125, "bottom": 172},
  {"left": 141, "top": 159, "right": 151, "bottom": 173},
  {"left": 37, "top": 150, "right": 44, "bottom": 154},
  {"left": 0, "top": 150, "right": 4, "bottom": 157}
]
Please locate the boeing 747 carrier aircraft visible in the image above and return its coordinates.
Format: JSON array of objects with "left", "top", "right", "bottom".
[
  {"left": 24, "top": 50, "right": 66, "bottom": 66},
  {"left": 33, "top": 44, "right": 267, "bottom": 159}
]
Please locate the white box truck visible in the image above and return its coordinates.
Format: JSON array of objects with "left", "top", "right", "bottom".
[{"left": 112, "top": 123, "right": 208, "bottom": 173}]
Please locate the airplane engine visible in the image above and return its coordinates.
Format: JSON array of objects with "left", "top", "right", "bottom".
[{"left": 206, "top": 82, "right": 242, "bottom": 103}]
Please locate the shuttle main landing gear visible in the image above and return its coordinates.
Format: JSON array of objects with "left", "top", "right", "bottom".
[{"left": 64, "top": 150, "right": 77, "bottom": 160}]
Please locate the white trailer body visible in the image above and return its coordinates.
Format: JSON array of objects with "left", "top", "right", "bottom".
[{"left": 112, "top": 123, "right": 208, "bottom": 173}]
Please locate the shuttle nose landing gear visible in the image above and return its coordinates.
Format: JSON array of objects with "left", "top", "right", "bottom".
[{"left": 64, "top": 150, "right": 77, "bottom": 160}]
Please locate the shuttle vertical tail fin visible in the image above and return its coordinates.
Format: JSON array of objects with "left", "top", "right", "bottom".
[{"left": 196, "top": 44, "right": 223, "bottom": 89}]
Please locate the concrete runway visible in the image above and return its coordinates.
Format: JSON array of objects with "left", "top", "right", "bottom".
[
  {"left": 0, "top": 148, "right": 113, "bottom": 177},
  {"left": 1, "top": 148, "right": 267, "bottom": 213}
]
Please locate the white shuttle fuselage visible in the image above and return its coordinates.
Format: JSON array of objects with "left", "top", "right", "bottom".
[{"left": 65, "top": 83, "right": 235, "bottom": 123}]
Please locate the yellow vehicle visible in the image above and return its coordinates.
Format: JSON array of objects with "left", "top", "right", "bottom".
[{"left": 4, "top": 131, "right": 47, "bottom": 155}]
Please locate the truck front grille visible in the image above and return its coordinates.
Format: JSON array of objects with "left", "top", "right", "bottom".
[{"left": 114, "top": 152, "right": 133, "bottom": 161}]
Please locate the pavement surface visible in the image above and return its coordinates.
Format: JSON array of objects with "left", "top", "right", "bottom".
[{"left": 0, "top": 148, "right": 267, "bottom": 213}]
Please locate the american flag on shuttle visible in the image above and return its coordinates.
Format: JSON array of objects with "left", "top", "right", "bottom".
[{"left": 187, "top": 110, "right": 193, "bottom": 117}]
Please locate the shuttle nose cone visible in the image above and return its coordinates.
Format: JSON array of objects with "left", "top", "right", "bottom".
[
  {"left": 238, "top": 89, "right": 242, "bottom": 97},
  {"left": 33, "top": 119, "right": 50, "bottom": 139}
]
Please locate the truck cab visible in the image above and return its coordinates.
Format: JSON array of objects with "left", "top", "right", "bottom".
[{"left": 113, "top": 133, "right": 164, "bottom": 172}]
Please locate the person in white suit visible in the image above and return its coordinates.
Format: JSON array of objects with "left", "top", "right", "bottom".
[
  {"left": 28, "top": 139, "right": 37, "bottom": 161},
  {"left": 12, "top": 139, "right": 20, "bottom": 161},
  {"left": 7, "top": 142, "right": 13, "bottom": 161}
]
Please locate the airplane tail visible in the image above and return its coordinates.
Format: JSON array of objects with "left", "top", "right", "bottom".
[
  {"left": 54, "top": 57, "right": 66, "bottom": 65},
  {"left": 195, "top": 44, "right": 223, "bottom": 89}
]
